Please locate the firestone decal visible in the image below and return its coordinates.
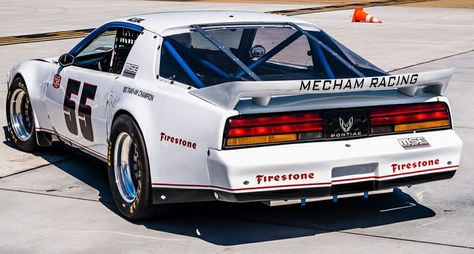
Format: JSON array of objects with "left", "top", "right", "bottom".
[
  {"left": 160, "top": 132, "right": 197, "bottom": 149},
  {"left": 299, "top": 74, "right": 419, "bottom": 91},
  {"left": 256, "top": 172, "right": 315, "bottom": 184},
  {"left": 391, "top": 159, "right": 440, "bottom": 173}
]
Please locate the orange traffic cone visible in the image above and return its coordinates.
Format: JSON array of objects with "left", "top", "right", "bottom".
[{"left": 352, "top": 7, "right": 382, "bottom": 23}]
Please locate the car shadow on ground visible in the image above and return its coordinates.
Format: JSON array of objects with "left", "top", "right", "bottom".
[
  {"left": 143, "top": 189, "right": 434, "bottom": 245},
  {"left": 3, "top": 126, "right": 435, "bottom": 246},
  {"left": 2, "top": 126, "right": 73, "bottom": 166},
  {"left": 2, "top": 126, "right": 113, "bottom": 205}
]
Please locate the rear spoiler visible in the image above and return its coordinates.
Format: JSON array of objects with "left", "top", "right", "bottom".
[{"left": 190, "top": 69, "right": 454, "bottom": 110}]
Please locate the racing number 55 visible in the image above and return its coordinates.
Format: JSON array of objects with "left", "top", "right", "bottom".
[{"left": 63, "top": 78, "right": 97, "bottom": 142}]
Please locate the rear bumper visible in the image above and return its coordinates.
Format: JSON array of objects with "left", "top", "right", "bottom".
[
  {"left": 153, "top": 170, "right": 455, "bottom": 203},
  {"left": 215, "top": 169, "right": 455, "bottom": 202},
  {"left": 152, "top": 130, "right": 462, "bottom": 204}
]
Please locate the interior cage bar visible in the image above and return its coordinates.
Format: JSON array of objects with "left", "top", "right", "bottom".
[
  {"left": 191, "top": 24, "right": 261, "bottom": 81},
  {"left": 289, "top": 22, "right": 365, "bottom": 78},
  {"left": 235, "top": 30, "right": 303, "bottom": 78},
  {"left": 166, "top": 37, "right": 231, "bottom": 79},
  {"left": 162, "top": 40, "right": 205, "bottom": 88}
]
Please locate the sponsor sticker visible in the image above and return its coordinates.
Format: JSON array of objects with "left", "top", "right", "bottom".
[
  {"left": 398, "top": 137, "right": 430, "bottom": 149},
  {"left": 391, "top": 159, "right": 440, "bottom": 173},
  {"left": 52, "top": 74, "right": 61, "bottom": 89},
  {"left": 160, "top": 132, "right": 197, "bottom": 150},
  {"left": 122, "top": 86, "right": 154, "bottom": 101},
  {"left": 127, "top": 17, "right": 145, "bottom": 23},
  {"left": 123, "top": 63, "right": 139, "bottom": 79},
  {"left": 256, "top": 172, "right": 315, "bottom": 185}
]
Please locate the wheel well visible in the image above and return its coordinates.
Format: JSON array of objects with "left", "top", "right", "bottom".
[
  {"left": 10, "top": 73, "right": 25, "bottom": 87},
  {"left": 13, "top": 73, "right": 24, "bottom": 80},
  {"left": 112, "top": 109, "right": 135, "bottom": 125},
  {"left": 109, "top": 109, "right": 151, "bottom": 178},
  {"left": 110, "top": 110, "right": 141, "bottom": 138}
]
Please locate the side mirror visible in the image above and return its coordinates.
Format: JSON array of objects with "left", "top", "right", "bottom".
[{"left": 58, "top": 53, "right": 75, "bottom": 67}]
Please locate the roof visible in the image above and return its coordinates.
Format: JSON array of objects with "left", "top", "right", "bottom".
[{"left": 113, "top": 11, "right": 318, "bottom": 35}]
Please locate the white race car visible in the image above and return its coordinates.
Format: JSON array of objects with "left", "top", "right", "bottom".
[{"left": 6, "top": 11, "right": 463, "bottom": 220}]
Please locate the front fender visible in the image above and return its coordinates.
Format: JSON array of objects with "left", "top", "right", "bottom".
[{"left": 8, "top": 59, "right": 56, "bottom": 130}]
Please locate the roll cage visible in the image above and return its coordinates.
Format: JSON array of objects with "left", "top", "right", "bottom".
[{"left": 160, "top": 22, "right": 387, "bottom": 88}]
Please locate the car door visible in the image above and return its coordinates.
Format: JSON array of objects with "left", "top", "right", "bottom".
[{"left": 45, "top": 27, "right": 140, "bottom": 156}]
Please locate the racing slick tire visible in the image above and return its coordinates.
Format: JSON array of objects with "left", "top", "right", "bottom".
[
  {"left": 6, "top": 76, "right": 38, "bottom": 152},
  {"left": 108, "top": 114, "right": 155, "bottom": 220}
]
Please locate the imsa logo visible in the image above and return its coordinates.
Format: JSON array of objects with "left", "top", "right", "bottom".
[{"left": 398, "top": 137, "right": 430, "bottom": 149}]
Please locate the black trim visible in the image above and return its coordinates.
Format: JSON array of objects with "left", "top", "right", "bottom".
[
  {"left": 35, "top": 128, "right": 107, "bottom": 161},
  {"left": 152, "top": 170, "right": 456, "bottom": 204},
  {"left": 153, "top": 188, "right": 216, "bottom": 204}
]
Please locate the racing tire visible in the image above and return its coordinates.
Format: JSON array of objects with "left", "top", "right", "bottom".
[
  {"left": 108, "top": 114, "right": 155, "bottom": 220},
  {"left": 6, "top": 76, "right": 38, "bottom": 152}
]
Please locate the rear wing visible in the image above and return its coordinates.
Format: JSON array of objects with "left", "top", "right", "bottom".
[{"left": 190, "top": 69, "right": 454, "bottom": 110}]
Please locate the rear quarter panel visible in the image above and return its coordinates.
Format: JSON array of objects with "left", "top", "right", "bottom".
[{"left": 107, "top": 30, "right": 235, "bottom": 186}]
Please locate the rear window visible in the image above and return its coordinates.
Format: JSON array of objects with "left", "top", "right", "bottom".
[
  {"left": 159, "top": 25, "right": 386, "bottom": 87},
  {"left": 252, "top": 27, "right": 313, "bottom": 68}
]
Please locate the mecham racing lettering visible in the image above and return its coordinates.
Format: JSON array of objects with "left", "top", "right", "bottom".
[{"left": 300, "top": 74, "right": 418, "bottom": 91}]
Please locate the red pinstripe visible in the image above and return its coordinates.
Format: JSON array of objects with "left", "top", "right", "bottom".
[{"left": 152, "top": 165, "right": 458, "bottom": 192}]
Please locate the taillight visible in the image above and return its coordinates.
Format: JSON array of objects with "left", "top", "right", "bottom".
[
  {"left": 225, "top": 112, "right": 323, "bottom": 148},
  {"left": 370, "top": 102, "right": 451, "bottom": 134},
  {"left": 223, "top": 102, "right": 451, "bottom": 149}
]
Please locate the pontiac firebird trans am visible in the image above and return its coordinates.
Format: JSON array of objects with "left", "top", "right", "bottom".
[{"left": 6, "top": 11, "right": 463, "bottom": 220}]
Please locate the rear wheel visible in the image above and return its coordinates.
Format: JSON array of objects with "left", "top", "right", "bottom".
[
  {"left": 6, "top": 77, "right": 38, "bottom": 152},
  {"left": 108, "top": 114, "right": 155, "bottom": 220}
]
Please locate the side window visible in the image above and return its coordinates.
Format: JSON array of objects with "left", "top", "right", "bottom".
[
  {"left": 74, "top": 28, "right": 140, "bottom": 74},
  {"left": 77, "top": 30, "right": 117, "bottom": 58}
]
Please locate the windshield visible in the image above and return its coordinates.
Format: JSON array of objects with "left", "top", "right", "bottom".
[{"left": 159, "top": 24, "right": 387, "bottom": 88}]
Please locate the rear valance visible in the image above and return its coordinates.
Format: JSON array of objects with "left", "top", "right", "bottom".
[{"left": 190, "top": 69, "right": 454, "bottom": 110}]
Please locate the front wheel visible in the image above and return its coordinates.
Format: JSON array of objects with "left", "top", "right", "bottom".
[
  {"left": 6, "top": 77, "right": 38, "bottom": 152},
  {"left": 108, "top": 114, "right": 155, "bottom": 220}
]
